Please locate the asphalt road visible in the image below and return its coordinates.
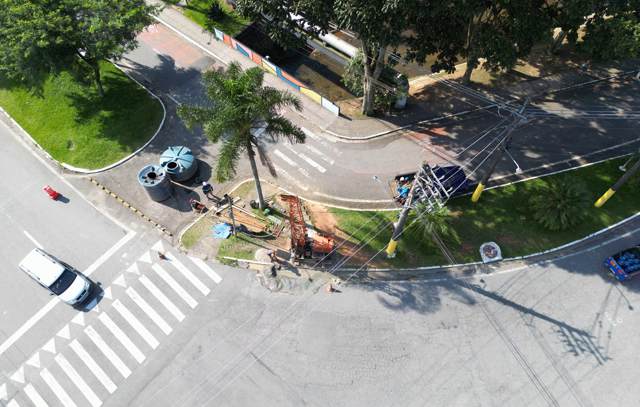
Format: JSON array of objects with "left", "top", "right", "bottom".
[
  {"left": 98, "top": 218, "right": 640, "bottom": 407},
  {"left": 118, "top": 22, "right": 640, "bottom": 209}
]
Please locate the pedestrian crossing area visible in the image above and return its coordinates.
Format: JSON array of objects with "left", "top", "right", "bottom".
[
  {"left": 1, "top": 241, "right": 223, "bottom": 407},
  {"left": 266, "top": 126, "right": 342, "bottom": 192}
]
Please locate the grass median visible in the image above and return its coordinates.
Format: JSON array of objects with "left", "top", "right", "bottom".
[
  {"left": 182, "top": 0, "right": 250, "bottom": 37},
  {"left": 333, "top": 157, "right": 640, "bottom": 268},
  {"left": 0, "top": 61, "right": 163, "bottom": 169}
]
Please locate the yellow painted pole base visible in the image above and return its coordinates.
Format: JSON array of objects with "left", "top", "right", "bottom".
[
  {"left": 386, "top": 239, "right": 398, "bottom": 258},
  {"left": 471, "top": 183, "right": 485, "bottom": 203},
  {"left": 594, "top": 188, "right": 616, "bottom": 208}
]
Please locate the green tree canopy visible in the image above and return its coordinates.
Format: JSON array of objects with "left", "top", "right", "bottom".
[
  {"left": 178, "top": 62, "right": 306, "bottom": 209},
  {"left": 0, "top": 0, "right": 159, "bottom": 95}
]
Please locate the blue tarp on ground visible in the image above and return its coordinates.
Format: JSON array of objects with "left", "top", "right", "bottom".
[{"left": 212, "top": 223, "right": 232, "bottom": 239}]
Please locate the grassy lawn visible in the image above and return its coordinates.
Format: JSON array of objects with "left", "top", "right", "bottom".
[
  {"left": 181, "top": 215, "right": 216, "bottom": 250},
  {"left": 0, "top": 62, "right": 163, "bottom": 169},
  {"left": 217, "top": 235, "right": 260, "bottom": 261},
  {"left": 333, "top": 158, "right": 640, "bottom": 268},
  {"left": 182, "top": 0, "right": 250, "bottom": 37}
]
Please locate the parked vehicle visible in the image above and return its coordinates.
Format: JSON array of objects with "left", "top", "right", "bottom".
[
  {"left": 391, "top": 164, "right": 470, "bottom": 205},
  {"left": 604, "top": 245, "right": 640, "bottom": 281},
  {"left": 19, "top": 248, "right": 92, "bottom": 305}
]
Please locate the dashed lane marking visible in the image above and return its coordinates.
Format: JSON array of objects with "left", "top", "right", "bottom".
[
  {"left": 273, "top": 149, "right": 297, "bottom": 166},
  {"left": 305, "top": 144, "right": 335, "bottom": 165}
]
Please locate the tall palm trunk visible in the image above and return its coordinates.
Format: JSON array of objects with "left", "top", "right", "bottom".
[{"left": 247, "top": 142, "right": 266, "bottom": 209}]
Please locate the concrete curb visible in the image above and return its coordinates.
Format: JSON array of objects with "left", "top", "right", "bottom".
[
  {"left": 87, "top": 177, "right": 173, "bottom": 237},
  {"left": 61, "top": 64, "right": 167, "bottom": 174},
  {"left": 337, "top": 211, "right": 640, "bottom": 273}
]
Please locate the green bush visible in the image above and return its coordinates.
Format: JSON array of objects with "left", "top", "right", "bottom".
[{"left": 529, "top": 177, "right": 590, "bottom": 231}]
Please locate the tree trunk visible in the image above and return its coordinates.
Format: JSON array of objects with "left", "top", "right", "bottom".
[
  {"left": 93, "top": 63, "right": 105, "bottom": 97},
  {"left": 360, "top": 44, "right": 387, "bottom": 116},
  {"left": 550, "top": 30, "right": 567, "bottom": 54},
  {"left": 462, "top": 55, "right": 477, "bottom": 84},
  {"left": 247, "top": 143, "right": 266, "bottom": 209}
]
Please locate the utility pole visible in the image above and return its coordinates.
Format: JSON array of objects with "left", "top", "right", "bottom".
[
  {"left": 471, "top": 100, "right": 528, "bottom": 203},
  {"left": 386, "top": 181, "right": 416, "bottom": 258},
  {"left": 224, "top": 194, "right": 237, "bottom": 236},
  {"left": 594, "top": 156, "right": 640, "bottom": 207}
]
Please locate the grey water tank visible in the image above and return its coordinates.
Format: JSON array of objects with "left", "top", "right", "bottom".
[
  {"left": 159, "top": 146, "right": 198, "bottom": 182},
  {"left": 138, "top": 164, "right": 172, "bottom": 202}
]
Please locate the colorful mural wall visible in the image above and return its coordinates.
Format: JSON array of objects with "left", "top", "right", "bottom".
[{"left": 212, "top": 28, "right": 340, "bottom": 116}]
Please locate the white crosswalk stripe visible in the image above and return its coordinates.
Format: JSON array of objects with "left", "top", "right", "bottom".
[
  {"left": 138, "top": 276, "right": 185, "bottom": 323},
  {"left": 272, "top": 165, "right": 309, "bottom": 191},
  {"left": 127, "top": 286, "right": 174, "bottom": 334},
  {"left": 152, "top": 264, "right": 197, "bottom": 308},
  {"left": 98, "top": 313, "right": 145, "bottom": 364},
  {"left": 189, "top": 257, "right": 222, "bottom": 284},
  {"left": 301, "top": 127, "right": 343, "bottom": 155},
  {"left": 69, "top": 340, "right": 117, "bottom": 394},
  {"left": 112, "top": 300, "right": 159, "bottom": 349},
  {"left": 85, "top": 326, "right": 131, "bottom": 378},
  {"left": 40, "top": 368, "right": 78, "bottom": 407},
  {"left": 23, "top": 383, "right": 48, "bottom": 407},
  {"left": 298, "top": 152, "right": 326, "bottom": 173},
  {"left": 274, "top": 149, "right": 297, "bottom": 166},
  {"left": 6, "top": 399, "right": 20, "bottom": 407},
  {"left": 165, "top": 254, "right": 210, "bottom": 295},
  {"left": 305, "top": 144, "right": 335, "bottom": 165},
  {"left": 55, "top": 353, "right": 102, "bottom": 407}
]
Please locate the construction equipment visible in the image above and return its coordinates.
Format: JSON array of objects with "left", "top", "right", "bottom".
[{"left": 281, "top": 195, "right": 334, "bottom": 258}]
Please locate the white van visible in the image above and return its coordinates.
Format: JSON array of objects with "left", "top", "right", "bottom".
[{"left": 19, "top": 248, "right": 92, "bottom": 305}]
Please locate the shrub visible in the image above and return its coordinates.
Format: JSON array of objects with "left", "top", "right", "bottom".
[{"left": 529, "top": 177, "right": 589, "bottom": 231}]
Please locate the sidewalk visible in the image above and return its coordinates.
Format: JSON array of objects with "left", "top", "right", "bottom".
[{"left": 151, "top": 2, "right": 640, "bottom": 141}]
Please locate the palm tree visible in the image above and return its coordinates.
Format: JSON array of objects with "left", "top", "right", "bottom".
[
  {"left": 178, "top": 62, "right": 305, "bottom": 209},
  {"left": 414, "top": 202, "right": 460, "bottom": 261}
]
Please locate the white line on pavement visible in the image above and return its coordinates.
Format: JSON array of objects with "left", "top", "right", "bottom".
[
  {"left": 298, "top": 167, "right": 311, "bottom": 178},
  {"left": 274, "top": 149, "right": 298, "bottom": 167},
  {"left": 298, "top": 152, "right": 326, "bottom": 173},
  {"left": 23, "top": 231, "right": 43, "bottom": 249},
  {"left": 23, "top": 383, "right": 48, "bottom": 407},
  {"left": 272, "top": 165, "right": 309, "bottom": 192},
  {"left": 98, "top": 313, "right": 145, "bottom": 364},
  {"left": 40, "top": 368, "right": 78, "bottom": 407},
  {"left": 112, "top": 300, "right": 159, "bottom": 349},
  {"left": 55, "top": 353, "right": 102, "bottom": 407},
  {"left": 85, "top": 326, "right": 131, "bottom": 378},
  {"left": 312, "top": 191, "right": 395, "bottom": 203},
  {"left": 0, "top": 231, "right": 136, "bottom": 357},
  {"left": 305, "top": 145, "right": 335, "bottom": 165},
  {"left": 69, "top": 340, "right": 117, "bottom": 394},
  {"left": 127, "top": 286, "right": 175, "bottom": 333},
  {"left": 189, "top": 257, "right": 222, "bottom": 284},
  {"left": 152, "top": 264, "right": 198, "bottom": 308},
  {"left": 165, "top": 254, "right": 210, "bottom": 295},
  {"left": 138, "top": 276, "right": 185, "bottom": 323}
]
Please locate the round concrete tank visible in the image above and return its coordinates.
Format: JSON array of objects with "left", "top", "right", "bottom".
[
  {"left": 138, "top": 164, "right": 172, "bottom": 202},
  {"left": 159, "top": 146, "right": 198, "bottom": 182}
]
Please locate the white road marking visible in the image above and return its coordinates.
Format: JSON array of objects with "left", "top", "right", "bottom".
[
  {"left": 0, "top": 231, "right": 135, "bottom": 357},
  {"left": 23, "top": 231, "right": 43, "bottom": 248},
  {"left": 300, "top": 127, "right": 342, "bottom": 155},
  {"left": 98, "top": 313, "right": 145, "bottom": 363},
  {"left": 138, "top": 276, "right": 184, "bottom": 322},
  {"left": 40, "top": 368, "right": 78, "bottom": 407},
  {"left": 165, "top": 254, "right": 210, "bottom": 295},
  {"left": 305, "top": 144, "right": 335, "bottom": 165},
  {"left": 298, "top": 167, "right": 311, "bottom": 178},
  {"left": 26, "top": 352, "right": 40, "bottom": 368},
  {"left": 152, "top": 264, "right": 197, "bottom": 308},
  {"left": 23, "top": 383, "right": 48, "bottom": 407},
  {"left": 85, "top": 326, "right": 131, "bottom": 378},
  {"left": 6, "top": 399, "right": 20, "bottom": 407},
  {"left": 189, "top": 257, "right": 222, "bottom": 284},
  {"left": 274, "top": 149, "right": 298, "bottom": 166},
  {"left": 298, "top": 152, "right": 326, "bottom": 173},
  {"left": 112, "top": 300, "right": 159, "bottom": 349},
  {"left": 0, "top": 382, "right": 6, "bottom": 400},
  {"left": 69, "top": 340, "right": 117, "bottom": 394},
  {"left": 10, "top": 366, "right": 24, "bottom": 384},
  {"left": 272, "top": 165, "right": 309, "bottom": 191},
  {"left": 127, "top": 286, "right": 174, "bottom": 333},
  {"left": 55, "top": 353, "right": 102, "bottom": 407}
]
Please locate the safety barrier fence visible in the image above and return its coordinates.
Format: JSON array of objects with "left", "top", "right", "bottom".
[{"left": 212, "top": 27, "right": 340, "bottom": 116}]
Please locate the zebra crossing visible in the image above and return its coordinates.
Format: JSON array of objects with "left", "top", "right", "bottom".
[
  {"left": 267, "top": 126, "right": 341, "bottom": 192},
  {"left": 1, "top": 241, "right": 223, "bottom": 407}
]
